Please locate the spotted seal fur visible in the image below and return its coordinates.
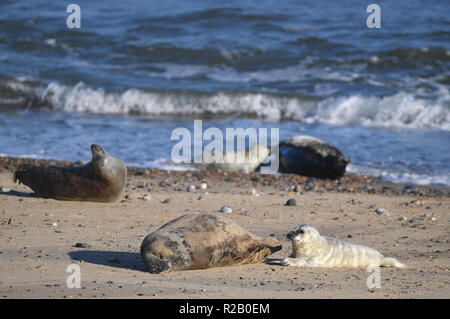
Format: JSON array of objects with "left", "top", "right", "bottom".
[{"left": 140, "top": 213, "right": 282, "bottom": 273}]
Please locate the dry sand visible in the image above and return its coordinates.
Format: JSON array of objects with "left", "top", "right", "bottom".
[{"left": 0, "top": 158, "right": 448, "bottom": 299}]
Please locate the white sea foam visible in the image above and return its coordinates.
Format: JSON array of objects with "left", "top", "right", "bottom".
[
  {"left": 309, "top": 90, "right": 450, "bottom": 130},
  {"left": 37, "top": 82, "right": 450, "bottom": 130}
]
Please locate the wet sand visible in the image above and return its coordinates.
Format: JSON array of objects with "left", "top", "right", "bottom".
[{"left": 0, "top": 157, "right": 449, "bottom": 299}]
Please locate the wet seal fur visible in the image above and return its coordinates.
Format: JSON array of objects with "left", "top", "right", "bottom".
[
  {"left": 266, "top": 224, "right": 405, "bottom": 268},
  {"left": 14, "top": 144, "right": 126, "bottom": 202},
  {"left": 278, "top": 136, "right": 349, "bottom": 179},
  {"left": 140, "top": 213, "right": 282, "bottom": 273}
]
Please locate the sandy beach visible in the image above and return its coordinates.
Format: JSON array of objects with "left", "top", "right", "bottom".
[{"left": 0, "top": 157, "right": 448, "bottom": 299}]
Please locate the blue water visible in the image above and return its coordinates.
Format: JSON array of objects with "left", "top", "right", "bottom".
[{"left": 0, "top": 0, "right": 449, "bottom": 186}]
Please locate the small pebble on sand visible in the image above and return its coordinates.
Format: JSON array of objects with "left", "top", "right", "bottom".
[
  {"left": 285, "top": 199, "right": 297, "bottom": 206},
  {"left": 375, "top": 208, "right": 390, "bottom": 216},
  {"left": 74, "top": 243, "right": 91, "bottom": 248},
  {"left": 51, "top": 222, "right": 58, "bottom": 227},
  {"left": 142, "top": 194, "right": 150, "bottom": 201},
  {"left": 220, "top": 206, "right": 232, "bottom": 214},
  {"left": 187, "top": 185, "right": 196, "bottom": 192},
  {"left": 200, "top": 183, "right": 208, "bottom": 190}
]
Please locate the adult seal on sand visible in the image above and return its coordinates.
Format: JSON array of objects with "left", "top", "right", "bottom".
[
  {"left": 266, "top": 224, "right": 405, "bottom": 268},
  {"left": 278, "top": 135, "right": 349, "bottom": 179},
  {"left": 140, "top": 213, "right": 282, "bottom": 273},
  {"left": 14, "top": 144, "right": 126, "bottom": 202}
]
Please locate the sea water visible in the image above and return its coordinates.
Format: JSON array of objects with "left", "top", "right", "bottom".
[{"left": 0, "top": 0, "right": 449, "bottom": 186}]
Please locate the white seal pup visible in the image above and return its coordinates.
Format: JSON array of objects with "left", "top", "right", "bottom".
[
  {"left": 277, "top": 136, "right": 349, "bottom": 179},
  {"left": 194, "top": 144, "right": 270, "bottom": 173},
  {"left": 267, "top": 224, "right": 405, "bottom": 268}
]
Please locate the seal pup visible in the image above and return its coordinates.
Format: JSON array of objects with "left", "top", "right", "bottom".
[
  {"left": 266, "top": 224, "right": 405, "bottom": 268},
  {"left": 277, "top": 136, "right": 349, "bottom": 179},
  {"left": 14, "top": 144, "right": 126, "bottom": 202},
  {"left": 193, "top": 144, "right": 270, "bottom": 173},
  {"left": 140, "top": 213, "right": 282, "bottom": 273}
]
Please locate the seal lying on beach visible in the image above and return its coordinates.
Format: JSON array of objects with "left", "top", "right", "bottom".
[
  {"left": 278, "top": 136, "right": 349, "bottom": 179},
  {"left": 194, "top": 144, "right": 270, "bottom": 173},
  {"left": 140, "top": 213, "right": 282, "bottom": 273},
  {"left": 13, "top": 144, "right": 126, "bottom": 202},
  {"left": 266, "top": 224, "right": 405, "bottom": 268}
]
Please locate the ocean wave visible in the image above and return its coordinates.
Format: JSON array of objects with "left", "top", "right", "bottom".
[
  {"left": 32, "top": 82, "right": 450, "bottom": 130},
  {"left": 347, "top": 164, "right": 450, "bottom": 187},
  {"left": 0, "top": 76, "right": 37, "bottom": 108}
]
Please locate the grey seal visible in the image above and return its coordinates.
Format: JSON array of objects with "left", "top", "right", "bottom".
[
  {"left": 278, "top": 135, "right": 349, "bottom": 179},
  {"left": 14, "top": 144, "right": 126, "bottom": 202},
  {"left": 266, "top": 224, "right": 405, "bottom": 268},
  {"left": 140, "top": 213, "right": 282, "bottom": 273}
]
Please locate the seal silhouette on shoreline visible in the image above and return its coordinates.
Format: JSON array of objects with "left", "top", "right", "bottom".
[
  {"left": 266, "top": 224, "right": 405, "bottom": 268},
  {"left": 278, "top": 136, "right": 349, "bottom": 179},
  {"left": 14, "top": 144, "right": 126, "bottom": 202},
  {"left": 140, "top": 213, "right": 282, "bottom": 273}
]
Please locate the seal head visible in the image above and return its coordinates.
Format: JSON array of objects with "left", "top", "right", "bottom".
[{"left": 278, "top": 136, "right": 349, "bottom": 179}]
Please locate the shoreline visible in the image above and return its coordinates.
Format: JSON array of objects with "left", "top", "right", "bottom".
[
  {"left": 0, "top": 155, "right": 449, "bottom": 298},
  {"left": 1, "top": 155, "right": 449, "bottom": 196}
]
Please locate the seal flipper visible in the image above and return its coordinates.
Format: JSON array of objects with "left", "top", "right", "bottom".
[
  {"left": 261, "top": 236, "right": 282, "bottom": 254},
  {"left": 269, "top": 244, "right": 282, "bottom": 254},
  {"left": 141, "top": 251, "right": 171, "bottom": 274},
  {"left": 381, "top": 257, "right": 406, "bottom": 268},
  {"left": 263, "top": 258, "right": 285, "bottom": 265}
]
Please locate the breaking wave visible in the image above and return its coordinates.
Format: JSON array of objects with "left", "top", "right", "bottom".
[{"left": 32, "top": 82, "right": 450, "bottom": 130}]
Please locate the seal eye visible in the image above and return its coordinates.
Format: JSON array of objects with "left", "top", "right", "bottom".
[{"left": 297, "top": 229, "right": 304, "bottom": 235}]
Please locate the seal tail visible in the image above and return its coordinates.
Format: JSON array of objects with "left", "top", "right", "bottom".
[
  {"left": 381, "top": 257, "right": 406, "bottom": 268},
  {"left": 263, "top": 258, "right": 285, "bottom": 265}
]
